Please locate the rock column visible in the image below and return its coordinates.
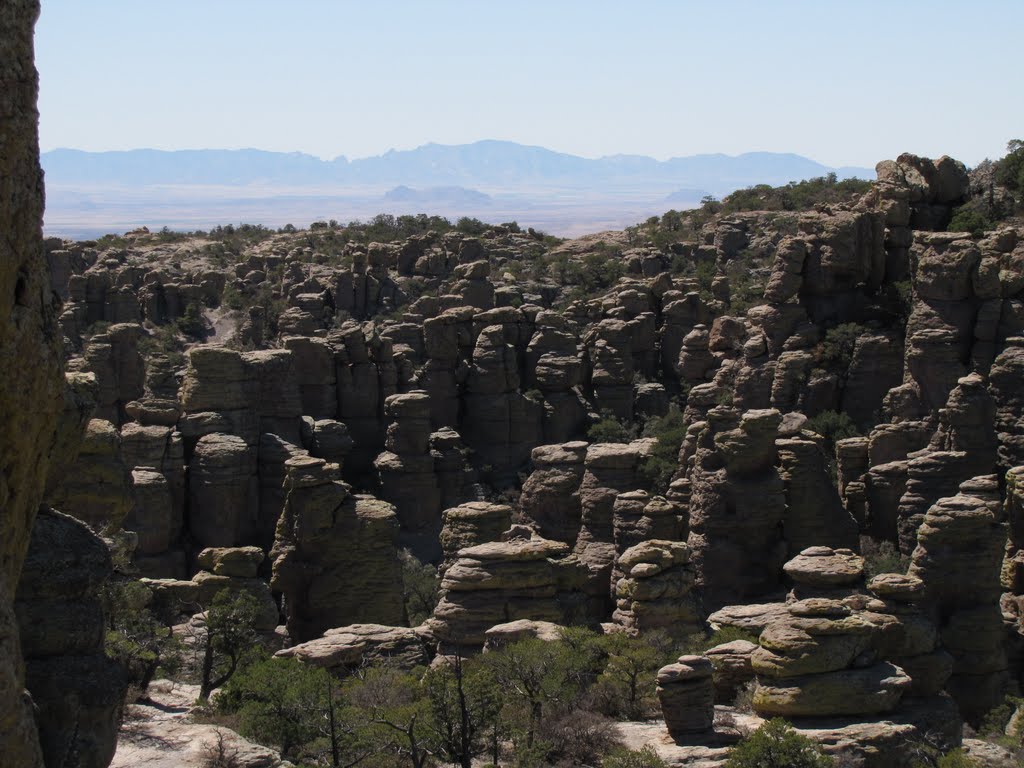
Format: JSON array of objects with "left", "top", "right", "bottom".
[{"left": 656, "top": 655, "right": 715, "bottom": 741}]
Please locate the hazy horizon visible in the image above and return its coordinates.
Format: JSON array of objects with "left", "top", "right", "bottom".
[{"left": 36, "top": 1, "right": 1023, "bottom": 170}]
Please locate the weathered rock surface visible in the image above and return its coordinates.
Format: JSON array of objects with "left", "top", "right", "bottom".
[
  {"left": 657, "top": 655, "right": 715, "bottom": 740},
  {"left": 439, "top": 502, "right": 513, "bottom": 571},
  {"left": 15, "top": 510, "right": 128, "bottom": 768},
  {"left": 275, "top": 624, "right": 429, "bottom": 671},
  {"left": 519, "top": 441, "right": 587, "bottom": 544},
  {"left": 574, "top": 442, "right": 643, "bottom": 621},
  {"left": 271, "top": 456, "right": 405, "bottom": 642},
  {"left": 687, "top": 409, "right": 787, "bottom": 611},
  {"left": 111, "top": 680, "right": 290, "bottom": 768},
  {"left": 705, "top": 640, "right": 758, "bottom": 704},
  {"left": 1, "top": 7, "right": 79, "bottom": 759},
  {"left": 426, "top": 534, "right": 569, "bottom": 650},
  {"left": 612, "top": 539, "right": 701, "bottom": 637},
  {"left": 909, "top": 476, "right": 1009, "bottom": 722},
  {"left": 374, "top": 391, "right": 443, "bottom": 559},
  {"left": 47, "top": 418, "right": 134, "bottom": 534},
  {"left": 482, "top": 619, "right": 566, "bottom": 649}
]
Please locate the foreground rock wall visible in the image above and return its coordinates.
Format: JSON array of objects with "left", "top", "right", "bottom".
[{"left": 0, "top": 2, "right": 67, "bottom": 764}]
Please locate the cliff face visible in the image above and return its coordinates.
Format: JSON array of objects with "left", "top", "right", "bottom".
[{"left": 0, "top": 1, "right": 66, "bottom": 765}]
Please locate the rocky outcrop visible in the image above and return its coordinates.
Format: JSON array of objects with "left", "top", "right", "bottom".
[
  {"left": 72, "top": 323, "right": 145, "bottom": 425},
  {"left": 864, "top": 573, "right": 953, "bottom": 698},
  {"left": 687, "top": 408, "right": 787, "bottom": 611},
  {"left": 1, "top": 6, "right": 78, "bottom": 760},
  {"left": 574, "top": 442, "right": 642, "bottom": 622},
  {"left": 526, "top": 312, "right": 587, "bottom": 442},
  {"left": 270, "top": 456, "right": 405, "bottom": 642},
  {"left": 990, "top": 338, "right": 1024, "bottom": 471},
  {"left": 187, "top": 433, "right": 256, "bottom": 550},
  {"left": 439, "top": 502, "right": 513, "bottom": 572},
  {"left": 751, "top": 598, "right": 912, "bottom": 718},
  {"left": 332, "top": 322, "right": 395, "bottom": 477},
  {"left": 482, "top": 618, "right": 566, "bottom": 649},
  {"left": 178, "top": 345, "right": 303, "bottom": 449},
  {"left": 15, "top": 509, "right": 127, "bottom": 768},
  {"left": 705, "top": 639, "right": 758, "bottom": 704},
  {"left": 425, "top": 534, "right": 569, "bottom": 651},
  {"left": 894, "top": 374, "right": 999, "bottom": 554},
  {"left": 612, "top": 491, "right": 684, "bottom": 555},
  {"left": 47, "top": 419, "right": 134, "bottom": 535},
  {"left": 1002, "top": 466, "right": 1024, "bottom": 608},
  {"left": 908, "top": 476, "right": 1009, "bottom": 722},
  {"left": 782, "top": 546, "right": 865, "bottom": 601},
  {"left": 612, "top": 540, "right": 701, "bottom": 637},
  {"left": 462, "top": 323, "right": 541, "bottom": 485},
  {"left": 518, "top": 441, "right": 587, "bottom": 544},
  {"left": 430, "top": 427, "right": 475, "bottom": 513},
  {"left": 656, "top": 655, "right": 715, "bottom": 740},
  {"left": 275, "top": 624, "right": 429, "bottom": 671},
  {"left": 125, "top": 468, "right": 184, "bottom": 578},
  {"left": 143, "top": 546, "right": 279, "bottom": 632},
  {"left": 374, "top": 391, "right": 442, "bottom": 559},
  {"left": 776, "top": 434, "right": 859, "bottom": 553}
]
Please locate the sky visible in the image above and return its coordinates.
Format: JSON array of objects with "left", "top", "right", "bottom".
[{"left": 35, "top": 0, "right": 1023, "bottom": 169}]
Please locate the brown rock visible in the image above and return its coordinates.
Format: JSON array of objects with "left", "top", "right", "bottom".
[
  {"left": 275, "top": 624, "right": 428, "bottom": 671},
  {"left": 271, "top": 457, "right": 405, "bottom": 641},
  {"left": 656, "top": 655, "right": 715, "bottom": 739}
]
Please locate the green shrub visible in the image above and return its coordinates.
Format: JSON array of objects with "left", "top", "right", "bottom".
[
  {"left": 725, "top": 718, "right": 834, "bottom": 767},
  {"left": 639, "top": 406, "right": 686, "bottom": 494},
  {"left": 806, "top": 410, "right": 860, "bottom": 457},
  {"left": 935, "top": 748, "right": 980, "bottom": 767},
  {"left": 95, "top": 233, "right": 128, "bottom": 250},
  {"left": 588, "top": 631, "right": 669, "bottom": 719},
  {"left": 138, "top": 324, "right": 185, "bottom": 369},
  {"left": 177, "top": 302, "right": 207, "bottom": 340},
  {"left": 102, "top": 576, "right": 183, "bottom": 696},
  {"left": 978, "top": 693, "right": 1024, "bottom": 741},
  {"left": 399, "top": 549, "right": 439, "bottom": 625},
  {"left": 718, "top": 174, "right": 872, "bottom": 214},
  {"left": 604, "top": 745, "right": 669, "bottom": 767},
  {"left": 588, "top": 411, "right": 634, "bottom": 444},
  {"left": 220, "top": 282, "right": 246, "bottom": 311},
  {"left": 948, "top": 206, "right": 993, "bottom": 236},
  {"left": 861, "top": 538, "right": 910, "bottom": 580},
  {"left": 154, "top": 226, "right": 188, "bottom": 244},
  {"left": 456, "top": 216, "right": 490, "bottom": 235},
  {"left": 819, "top": 323, "right": 868, "bottom": 373},
  {"left": 995, "top": 139, "right": 1024, "bottom": 193},
  {"left": 217, "top": 656, "right": 330, "bottom": 760}
]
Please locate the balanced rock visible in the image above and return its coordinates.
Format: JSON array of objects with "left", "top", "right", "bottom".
[
  {"left": 656, "top": 655, "right": 715, "bottom": 740},
  {"left": 426, "top": 535, "right": 569, "bottom": 651},
  {"left": 612, "top": 540, "right": 701, "bottom": 637}
]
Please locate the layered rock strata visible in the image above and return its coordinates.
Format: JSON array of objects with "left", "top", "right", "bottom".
[
  {"left": 425, "top": 534, "right": 569, "bottom": 651},
  {"left": 908, "top": 475, "right": 1009, "bottom": 722},
  {"left": 612, "top": 540, "right": 701, "bottom": 638}
]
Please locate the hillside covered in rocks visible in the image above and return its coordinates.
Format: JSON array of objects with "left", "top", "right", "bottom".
[
  {"left": 12, "top": 139, "right": 1022, "bottom": 767},
  {"left": 3, "top": 3, "right": 1024, "bottom": 754}
]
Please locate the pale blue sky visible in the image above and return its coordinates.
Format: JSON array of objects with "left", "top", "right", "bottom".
[{"left": 35, "top": 0, "right": 1022, "bottom": 168}]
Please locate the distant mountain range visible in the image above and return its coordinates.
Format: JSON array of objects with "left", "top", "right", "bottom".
[
  {"left": 40, "top": 141, "right": 877, "bottom": 239},
  {"left": 41, "top": 140, "right": 873, "bottom": 196}
]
